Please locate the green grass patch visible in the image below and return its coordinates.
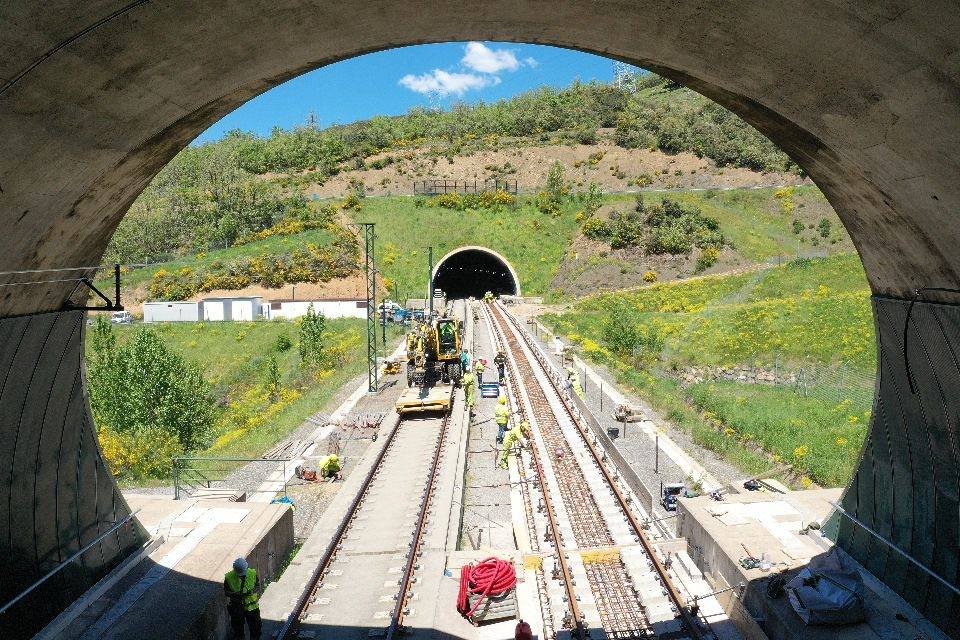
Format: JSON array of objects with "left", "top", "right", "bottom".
[
  {"left": 347, "top": 196, "right": 581, "bottom": 298},
  {"left": 542, "top": 252, "right": 875, "bottom": 486}
]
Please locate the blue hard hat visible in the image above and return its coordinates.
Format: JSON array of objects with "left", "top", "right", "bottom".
[{"left": 233, "top": 557, "right": 249, "bottom": 575}]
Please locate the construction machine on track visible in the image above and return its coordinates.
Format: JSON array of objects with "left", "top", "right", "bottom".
[{"left": 405, "top": 316, "right": 463, "bottom": 387}]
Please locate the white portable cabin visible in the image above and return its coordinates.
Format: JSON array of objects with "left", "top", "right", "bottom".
[
  {"left": 202, "top": 296, "right": 263, "bottom": 321},
  {"left": 142, "top": 301, "right": 203, "bottom": 323},
  {"left": 262, "top": 299, "right": 367, "bottom": 320}
]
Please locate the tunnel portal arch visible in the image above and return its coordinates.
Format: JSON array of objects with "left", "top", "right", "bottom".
[
  {"left": 432, "top": 246, "right": 520, "bottom": 299},
  {"left": 2, "top": 3, "right": 960, "bottom": 638}
]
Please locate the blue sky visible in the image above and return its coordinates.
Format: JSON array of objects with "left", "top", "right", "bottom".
[{"left": 194, "top": 43, "right": 627, "bottom": 143}]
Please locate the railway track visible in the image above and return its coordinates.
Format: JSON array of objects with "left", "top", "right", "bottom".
[
  {"left": 275, "top": 410, "right": 452, "bottom": 640},
  {"left": 484, "top": 302, "right": 708, "bottom": 640}
]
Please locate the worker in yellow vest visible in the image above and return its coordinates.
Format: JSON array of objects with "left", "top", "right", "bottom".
[
  {"left": 475, "top": 358, "right": 486, "bottom": 383},
  {"left": 319, "top": 453, "right": 342, "bottom": 481},
  {"left": 499, "top": 421, "right": 530, "bottom": 469},
  {"left": 224, "top": 557, "right": 261, "bottom": 639},
  {"left": 462, "top": 369, "right": 477, "bottom": 416},
  {"left": 494, "top": 395, "right": 511, "bottom": 444}
]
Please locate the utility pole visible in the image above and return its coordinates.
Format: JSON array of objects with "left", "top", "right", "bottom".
[
  {"left": 428, "top": 246, "right": 434, "bottom": 316},
  {"left": 359, "top": 223, "right": 378, "bottom": 393}
]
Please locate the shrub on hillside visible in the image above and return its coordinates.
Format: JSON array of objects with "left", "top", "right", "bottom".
[{"left": 582, "top": 217, "right": 611, "bottom": 241}]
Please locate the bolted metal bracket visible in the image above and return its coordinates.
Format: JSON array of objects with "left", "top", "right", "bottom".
[{"left": 62, "top": 264, "right": 123, "bottom": 312}]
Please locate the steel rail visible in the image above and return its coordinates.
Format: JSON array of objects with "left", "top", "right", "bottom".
[
  {"left": 488, "top": 304, "right": 648, "bottom": 638},
  {"left": 494, "top": 302, "right": 706, "bottom": 640},
  {"left": 275, "top": 414, "right": 404, "bottom": 640},
  {"left": 386, "top": 411, "right": 452, "bottom": 640},
  {"left": 276, "top": 408, "right": 453, "bottom": 640},
  {"left": 481, "top": 303, "right": 586, "bottom": 640}
]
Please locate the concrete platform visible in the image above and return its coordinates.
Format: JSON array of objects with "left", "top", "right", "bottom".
[
  {"left": 678, "top": 488, "right": 948, "bottom": 640},
  {"left": 41, "top": 494, "right": 293, "bottom": 640}
]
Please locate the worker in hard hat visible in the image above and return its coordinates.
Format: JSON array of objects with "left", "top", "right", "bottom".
[
  {"left": 224, "top": 557, "right": 262, "bottom": 639},
  {"left": 460, "top": 349, "right": 471, "bottom": 375},
  {"left": 484, "top": 291, "right": 494, "bottom": 303},
  {"left": 564, "top": 365, "right": 583, "bottom": 400},
  {"left": 494, "top": 395, "right": 511, "bottom": 444},
  {"left": 475, "top": 358, "right": 486, "bottom": 383},
  {"left": 499, "top": 420, "right": 530, "bottom": 469},
  {"left": 494, "top": 350, "right": 507, "bottom": 385},
  {"left": 462, "top": 369, "right": 477, "bottom": 416},
  {"left": 319, "top": 453, "right": 342, "bottom": 481}
]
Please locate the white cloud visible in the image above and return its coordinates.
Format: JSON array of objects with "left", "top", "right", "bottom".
[
  {"left": 462, "top": 42, "right": 521, "bottom": 74},
  {"left": 398, "top": 69, "right": 498, "bottom": 97},
  {"left": 523, "top": 56, "right": 539, "bottom": 68}
]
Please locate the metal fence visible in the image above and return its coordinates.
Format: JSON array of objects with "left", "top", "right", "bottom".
[{"left": 412, "top": 179, "right": 518, "bottom": 195}]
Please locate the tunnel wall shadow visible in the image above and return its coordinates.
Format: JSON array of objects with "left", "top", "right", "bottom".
[
  {"left": 0, "top": 311, "right": 148, "bottom": 639},
  {"left": 831, "top": 296, "right": 960, "bottom": 635}
]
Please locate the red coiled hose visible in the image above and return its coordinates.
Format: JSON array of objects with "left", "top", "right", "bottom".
[{"left": 457, "top": 557, "right": 517, "bottom": 620}]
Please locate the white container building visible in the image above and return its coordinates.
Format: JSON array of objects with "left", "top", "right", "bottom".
[
  {"left": 202, "top": 296, "right": 263, "bottom": 321},
  {"left": 262, "top": 299, "right": 367, "bottom": 321},
  {"left": 142, "top": 301, "right": 203, "bottom": 323}
]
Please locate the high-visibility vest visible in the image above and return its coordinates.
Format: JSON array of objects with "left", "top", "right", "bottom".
[
  {"left": 495, "top": 405, "right": 510, "bottom": 426},
  {"left": 225, "top": 568, "right": 259, "bottom": 611}
]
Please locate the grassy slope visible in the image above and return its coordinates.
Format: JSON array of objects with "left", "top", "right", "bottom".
[
  {"left": 106, "top": 226, "right": 338, "bottom": 291},
  {"left": 349, "top": 196, "right": 581, "bottom": 299},
  {"left": 543, "top": 253, "right": 874, "bottom": 486},
  {"left": 604, "top": 186, "right": 849, "bottom": 262},
  {"left": 89, "top": 319, "right": 402, "bottom": 466}
]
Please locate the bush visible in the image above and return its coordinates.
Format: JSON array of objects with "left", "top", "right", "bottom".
[
  {"left": 275, "top": 334, "right": 293, "bottom": 352},
  {"left": 298, "top": 304, "right": 327, "bottom": 367},
  {"left": 818, "top": 218, "right": 832, "bottom": 238},
  {"left": 582, "top": 217, "right": 611, "bottom": 240},
  {"left": 573, "top": 127, "right": 598, "bottom": 145},
  {"left": 696, "top": 247, "right": 722, "bottom": 272},
  {"left": 643, "top": 270, "right": 658, "bottom": 283},
  {"left": 792, "top": 219, "right": 805, "bottom": 234}
]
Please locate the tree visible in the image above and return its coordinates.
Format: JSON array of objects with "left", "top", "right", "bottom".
[
  {"left": 298, "top": 303, "right": 327, "bottom": 367},
  {"left": 87, "top": 320, "right": 215, "bottom": 478}
]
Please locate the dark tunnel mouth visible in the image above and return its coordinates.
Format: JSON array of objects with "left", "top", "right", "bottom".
[{"left": 432, "top": 248, "right": 519, "bottom": 299}]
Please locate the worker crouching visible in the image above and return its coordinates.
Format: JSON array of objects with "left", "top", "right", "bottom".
[
  {"left": 499, "top": 421, "right": 530, "bottom": 469},
  {"left": 224, "top": 557, "right": 262, "bottom": 639}
]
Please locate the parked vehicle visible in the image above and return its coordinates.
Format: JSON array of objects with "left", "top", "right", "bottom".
[{"left": 111, "top": 311, "right": 133, "bottom": 324}]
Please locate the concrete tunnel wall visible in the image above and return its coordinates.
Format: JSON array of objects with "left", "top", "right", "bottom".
[{"left": 1, "top": 2, "right": 959, "bottom": 636}]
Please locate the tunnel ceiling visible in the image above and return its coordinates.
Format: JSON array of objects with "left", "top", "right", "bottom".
[
  {"left": 433, "top": 248, "right": 519, "bottom": 299},
  {"left": 2, "top": 2, "right": 960, "bottom": 637}
]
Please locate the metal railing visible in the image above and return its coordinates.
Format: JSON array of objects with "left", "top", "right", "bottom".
[
  {"left": 0, "top": 510, "right": 141, "bottom": 617},
  {"left": 172, "top": 457, "right": 293, "bottom": 500},
  {"left": 412, "top": 179, "right": 518, "bottom": 195}
]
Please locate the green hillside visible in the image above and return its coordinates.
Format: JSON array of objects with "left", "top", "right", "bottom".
[{"left": 542, "top": 253, "right": 874, "bottom": 487}]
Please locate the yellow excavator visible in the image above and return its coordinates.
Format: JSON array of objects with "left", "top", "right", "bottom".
[{"left": 405, "top": 316, "right": 463, "bottom": 387}]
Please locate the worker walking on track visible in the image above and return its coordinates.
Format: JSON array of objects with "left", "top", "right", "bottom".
[
  {"left": 475, "top": 358, "right": 486, "bottom": 383},
  {"left": 499, "top": 421, "right": 530, "bottom": 469},
  {"left": 494, "top": 350, "right": 507, "bottom": 384},
  {"left": 462, "top": 369, "right": 477, "bottom": 416},
  {"left": 494, "top": 395, "right": 511, "bottom": 444},
  {"left": 224, "top": 557, "right": 262, "bottom": 640}
]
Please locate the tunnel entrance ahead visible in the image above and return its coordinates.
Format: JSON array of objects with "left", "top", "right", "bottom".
[{"left": 432, "top": 247, "right": 520, "bottom": 299}]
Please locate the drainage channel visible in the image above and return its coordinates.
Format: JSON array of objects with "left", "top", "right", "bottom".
[{"left": 486, "top": 302, "right": 708, "bottom": 640}]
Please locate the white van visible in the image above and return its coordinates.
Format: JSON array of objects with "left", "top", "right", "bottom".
[{"left": 111, "top": 311, "right": 133, "bottom": 324}]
